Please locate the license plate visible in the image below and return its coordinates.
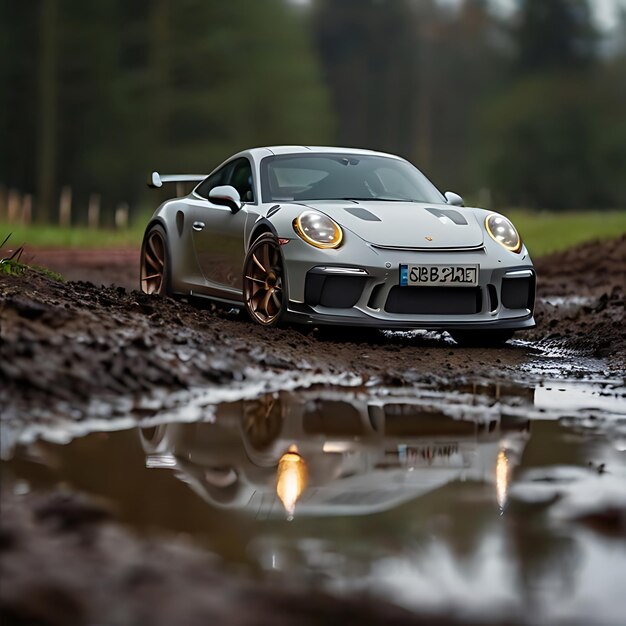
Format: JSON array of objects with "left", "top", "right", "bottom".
[{"left": 399, "top": 264, "right": 479, "bottom": 287}]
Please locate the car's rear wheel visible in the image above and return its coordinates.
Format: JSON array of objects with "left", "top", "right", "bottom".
[
  {"left": 140, "top": 224, "right": 170, "bottom": 296},
  {"left": 449, "top": 329, "right": 514, "bottom": 347},
  {"left": 243, "top": 233, "right": 286, "bottom": 327}
]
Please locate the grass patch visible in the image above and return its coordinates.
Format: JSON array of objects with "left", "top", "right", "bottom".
[
  {"left": 1, "top": 210, "right": 625, "bottom": 256},
  {"left": 0, "top": 258, "right": 64, "bottom": 281},
  {"left": 505, "top": 210, "right": 626, "bottom": 257},
  {"left": 0, "top": 223, "right": 145, "bottom": 249},
  {"left": 0, "top": 234, "right": 64, "bottom": 281}
]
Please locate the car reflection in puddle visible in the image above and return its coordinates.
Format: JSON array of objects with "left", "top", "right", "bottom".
[
  {"left": 139, "top": 392, "right": 530, "bottom": 520},
  {"left": 4, "top": 383, "right": 626, "bottom": 625}
]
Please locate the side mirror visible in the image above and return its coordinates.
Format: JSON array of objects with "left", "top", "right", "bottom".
[
  {"left": 444, "top": 191, "right": 464, "bottom": 207},
  {"left": 209, "top": 185, "right": 242, "bottom": 213}
]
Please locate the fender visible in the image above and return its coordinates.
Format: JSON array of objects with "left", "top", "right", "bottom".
[{"left": 246, "top": 217, "right": 279, "bottom": 250}]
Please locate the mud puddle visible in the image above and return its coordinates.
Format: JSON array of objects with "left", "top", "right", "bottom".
[{"left": 3, "top": 379, "right": 626, "bottom": 625}]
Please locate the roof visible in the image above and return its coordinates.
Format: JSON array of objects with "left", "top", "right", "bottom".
[{"left": 246, "top": 145, "right": 404, "bottom": 160}]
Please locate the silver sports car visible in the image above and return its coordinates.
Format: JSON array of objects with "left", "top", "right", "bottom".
[{"left": 142, "top": 146, "right": 535, "bottom": 345}]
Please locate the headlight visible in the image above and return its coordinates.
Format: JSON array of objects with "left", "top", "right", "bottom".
[
  {"left": 485, "top": 213, "right": 522, "bottom": 253},
  {"left": 293, "top": 211, "right": 343, "bottom": 249}
]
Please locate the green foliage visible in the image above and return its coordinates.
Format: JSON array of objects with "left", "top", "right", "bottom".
[
  {"left": 515, "top": 0, "right": 597, "bottom": 73},
  {"left": 478, "top": 76, "right": 599, "bottom": 209},
  {"left": 476, "top": 0, "right": 626, "bottom": 210},
  {"left": 0, "top": 234, "right": 63, "bottom": 280},
  {"left": 0, "top": 0, "right": 332, "bottom": 223},
  {"left": 1, "top": 0, "right": 624, "bottom": 218},
  {"left": 0, "top": 223, "right": 145, "bottom": 249},
  {"left": 313, "top": 0, "right": 419, "bottom": 156},
  {"left": 0, "top": 258, "right": 64, "bottom": 281},
  {"left": 312, "top": 0, "right": 505, "bottom": 192},
  {"left": 506, "top": 210, "right": 626, "bottom": 256}
]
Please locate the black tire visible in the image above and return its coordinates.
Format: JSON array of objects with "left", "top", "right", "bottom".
[
  {"left": 140, "top": 223, "right": 171, "bottom": 296},
  {"left": 448, "top": 329, "right": 514, "bottom": 347},
  {"left": 242, "top": 233, "right": 286, "bottom": 327}
]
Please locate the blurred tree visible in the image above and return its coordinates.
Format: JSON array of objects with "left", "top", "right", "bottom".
[
  {"left": 0, "top": 0, "right": 332, "bottom": 223},
  {"left": 0, "top": 1, "right": 40, "bottom": 208},
  {"left": 476, "top": 0, "right": 626, "bottom": 209},
  {"left": 515, "top": 0, "right": 597, "bottom": 73},
  {"left": 1, "top": 0, "right": 623, "bottom": 218},
  {"left": 477, "top": 77, "right": 600, "bottom": 209},
  {"left": 312, "top": 0, "right": 505, "bottom": 193},
  {"left": 312, "top": 0, "right": 420, "bottom": 159},
  {"left": 37, "top": 0, "right": 58, "bottom": 224},
  {"left": 415, "top": 0, "right": 506, "bottom": 191}
]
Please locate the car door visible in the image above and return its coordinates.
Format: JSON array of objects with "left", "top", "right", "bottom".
[{"left": 188, "top": 157, "right": 254, "bottom": 299}]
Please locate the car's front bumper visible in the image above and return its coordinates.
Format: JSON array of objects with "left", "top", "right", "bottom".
[{"left": 281, "top": 235, "right": 536, "bottom": 330}]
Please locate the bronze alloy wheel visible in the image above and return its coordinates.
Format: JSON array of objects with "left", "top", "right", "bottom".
[
  {"left": 140, "top": 225, "right": 168, "bottom": 295},
  {"left": 243, "top": 234, "right": 285, "bottom": 326}
]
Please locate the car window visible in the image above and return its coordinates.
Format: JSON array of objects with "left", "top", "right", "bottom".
[
  {"left": 274, "top": 167, "right": 328, "bottom": 188},
  {"left": 227, "top": 158, "right": 255, "bottom": 203},
  {"left": 373, "top": 167, "right": 417, "bottom": 198},
  {"left": 195, "top": 166, "right": 228, "bottom": 199},
  {"left": 260, "top": 154, "right": 444, "bottom": 204}
]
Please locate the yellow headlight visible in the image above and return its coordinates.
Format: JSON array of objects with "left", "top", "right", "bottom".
[
  {"left": 293, "top": 211, "right": 343, "bottom": 249},
  {"left": 485, "top": 213, "right": 522, "bottom": 253}
]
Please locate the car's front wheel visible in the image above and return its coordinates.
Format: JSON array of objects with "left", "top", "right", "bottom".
[
  {"left": 243, "top": 233, "right": 286, "bottom": 327},
  {"left": 448, "top": 329, "right": 514, "bottom": 347},
  {"left": 140, "top": 223, "right": 171, "bottom": 296}
]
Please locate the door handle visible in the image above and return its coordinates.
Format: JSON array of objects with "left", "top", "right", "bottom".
[{"left": 192, "top": 221, "right": 205, "bottom": 231}]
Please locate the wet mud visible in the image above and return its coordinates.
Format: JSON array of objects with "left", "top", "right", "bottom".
[
  {"left": 1, "top": 235, "right": 625, "bottom": 625},
  {"left": 1, "top": 236, "right": 624, "bottom": 427}
]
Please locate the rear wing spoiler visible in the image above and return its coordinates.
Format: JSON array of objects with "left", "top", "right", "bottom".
[{"left": 147, "top": 171, "right": 206, "bottom": 189}]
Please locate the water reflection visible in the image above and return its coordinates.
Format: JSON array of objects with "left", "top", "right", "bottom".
[
  {"left": 496, "top": 449, "right": 509, "bottom": 511},
  {"left": 4, "top": 382, "right": 626, "bottom": 624},
  {"left": 276, "top": 446, "right": 308, "bottom": 519},
  {"left": 139, "top": 391, "right": 530, "bottom": 519}
]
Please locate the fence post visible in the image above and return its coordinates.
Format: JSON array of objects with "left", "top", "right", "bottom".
[
  {"left": 59, "top": 185, "right": 72, "bottom": 227},
  {"left": 7, "top": 189, "right": 21, "bottom": 224},
  {"left": 21, "top": 194, "right": 33, "bottom": 225},
  {"left": 88, "top": 193, "right": 101, "bottom": 229},
  {"left": 115, "top": 202, "right": 129, "bottom": 229}
]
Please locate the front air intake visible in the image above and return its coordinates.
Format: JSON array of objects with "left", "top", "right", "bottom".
[{"left": 385, "top": 286, "right": 482, "bottom": 315}]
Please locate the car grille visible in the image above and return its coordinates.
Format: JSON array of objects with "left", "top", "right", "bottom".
[{"left": 384, "top": 286, "right": 482, "bottom": 315}]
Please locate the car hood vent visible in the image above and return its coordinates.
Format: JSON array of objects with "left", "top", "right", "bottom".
[{"left": 343, "top": 206, "right": 381, "bottom": 222}]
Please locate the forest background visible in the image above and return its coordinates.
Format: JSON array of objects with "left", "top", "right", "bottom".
[{"left": 1, "top": 0, "right": 625, "bottom": 228}]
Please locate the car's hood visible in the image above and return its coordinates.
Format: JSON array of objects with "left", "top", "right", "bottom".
[{"left": 297, "top": 200, "right": 484, "bottom": 248}]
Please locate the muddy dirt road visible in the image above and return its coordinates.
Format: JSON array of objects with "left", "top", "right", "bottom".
[
  {"left": 1, "top": 235, "right": 625, "bottom": 626},
  {"left": 1, "top": 236, "right": 624, "bottom": 426}
]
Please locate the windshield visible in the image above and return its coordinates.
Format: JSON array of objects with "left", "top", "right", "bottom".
[{"left": 260, "top": 153, "right": 445, "bottom": 204}]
